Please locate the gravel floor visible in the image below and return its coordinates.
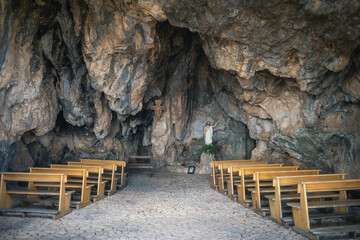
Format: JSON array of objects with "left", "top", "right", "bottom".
[{"left": 0, "top": 170, "right": 308, "bottom": 240}]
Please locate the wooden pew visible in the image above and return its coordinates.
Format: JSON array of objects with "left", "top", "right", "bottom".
[
  {"left": 217, "top": 162, "right": 268, "bottom": 195},
  {"left": 29, "top": 168, "right": 94, "bottom": 209},
  {"left": 229, "top": 164, "right": 284, "bottom": 204},
  {"left": 215, "top": 161, "right": 262, "bottom": 193},
  {"left": 80, "top": 159, "right": 127, "bottom": 189},
  {"left": 68, "top": 161, "right": 118, "bottom": 196},
  {"left": 266, "top": 174, "right": 346, "bottom": 227},
  {"left": 0, "top": 172, "right": 73, "bottom": 219},
  {"left": 217, "top": 162, "right": 270, "bottom": 196},
  {"left": 226, "top": 163, "right": 280, "bottom": 200},
  {"left": 210, "top": 159, "right": 256, "bottom": 190},
  {"left": 251, "top": 170, "right": 321, "bottom": 216},
  {"left": 50, "top": 164, "right": 106, "bottom": 202},
  {"left": 236, "top": 166, "right": 299, "bottom": 206},
  {"left": 288, "top": 179, "right": 360, "bottom": 240}
]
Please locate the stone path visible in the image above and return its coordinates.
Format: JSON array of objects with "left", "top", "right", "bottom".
[{"left": 0, "top": 170, "right": 307, "bottom": 240}]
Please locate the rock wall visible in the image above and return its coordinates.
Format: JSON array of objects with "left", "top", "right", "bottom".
[{"left": 0, "top": 0, "right": 359, "bottom": 177}]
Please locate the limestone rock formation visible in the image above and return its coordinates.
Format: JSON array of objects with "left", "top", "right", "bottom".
[{"left": 0, "top": 0, "right": 359, "bottom": 178}]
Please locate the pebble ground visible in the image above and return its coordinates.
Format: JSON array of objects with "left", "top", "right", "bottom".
[{"left": 0, "top": 170, "right": 308, "bottom": 240}]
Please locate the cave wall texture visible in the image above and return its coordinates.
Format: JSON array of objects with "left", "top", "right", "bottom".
[{"left": 0, "top": 0, "right": 359, "bottom": 177}]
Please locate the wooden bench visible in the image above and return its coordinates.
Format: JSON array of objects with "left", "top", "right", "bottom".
[
  {"left": 217, "top": 162, "right": 268, "bottom": 195},
  {"left": 225, "top": 163, "right": 280, "bottom": 200},
  {"left": 128, "top": 156, "right": 152, "bottom": 169},
  {"left": 213, "top": 160, "right": 260, "bottom": 192},
  {"left": 29, "top": 168, "right": 94, "bottom": 209},
  {"left": 266, "top": 174, "right": 346, "bottom": 227},
  {"left": 288, "top": 179, "right": 360, "bottom": 240},
  {"left": 80, "top": 159, "right": 127, "bottom": 189},
  {"left": 0, "top": 172, "right": 74, "bottom": 219},
  {"left": 250, "top": 170, "right": 321, "bottom": 216},
  {"left": 210, "top": 159, "right": 256, "bottom": 190},
  {"left": 216, "top": 162, "right": 267, "bottom": 198},
  {"left": 68, "top": 161, "right": 118, "bottom": 196},
  {"left": 50, "top": 165, "right": 106, "bottom": 202},
  {"left": 236, "top": 166, "right": 299, "bottom": 206},
  {"left": 228, "top": 164, "right": 284, "bottom": 204}
]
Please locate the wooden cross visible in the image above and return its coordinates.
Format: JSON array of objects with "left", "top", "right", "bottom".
[{"left": 151, "top": 100, "right": 165, "bottom": 120}]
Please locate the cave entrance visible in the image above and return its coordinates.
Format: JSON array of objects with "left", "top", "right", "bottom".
[{"left": 143, "top": 21, "right": 256, "bottom": 170}]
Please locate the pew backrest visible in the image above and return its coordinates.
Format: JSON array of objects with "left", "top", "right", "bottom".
[
  {"left": 50, "top": 164, "right": 104, "bottom": 174},
  {"left": 253, "top": 170, "right": 321, "bottom": 181},
  {"left": 218, "top": 162, "right": 268, "bottom": 171},
  {"left": 67, "top": 161, "right": 117, "bottom": 171},
  {"left": 29, "top": 167, "right": 89, "bottom": 178},
  {"left": 80, "top": 159, "right": 126, "bottom": 168},
  {"left": 274, "top": 174, "right": 346, "bottom": 187},
  {"left": 240, "top": 166, "right": 299, "bottom": 176},
  {"left": 211, "top": 159, "right": 256, "bottom": 168},
  {"left": 231, "top": 164, "right": 282, "bottom": 172},
  {"left": 1, "top": 172, "right": 67, "bottom": 183},
  {"left": 298, "top": 179, "right": 360, "bottom": 193}
]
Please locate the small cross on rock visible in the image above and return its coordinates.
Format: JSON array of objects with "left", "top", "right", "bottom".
[{"left": 151, "top": 100, "right": 165, "bottom": 120}]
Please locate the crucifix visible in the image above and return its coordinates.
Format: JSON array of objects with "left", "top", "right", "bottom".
[{"left": 151, "top": 100, "right": 165, "bottom": 120}]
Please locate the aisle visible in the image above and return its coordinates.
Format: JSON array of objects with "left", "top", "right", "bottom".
[{"left": 0, "top": 170, "right": 305, "bottom": 240}]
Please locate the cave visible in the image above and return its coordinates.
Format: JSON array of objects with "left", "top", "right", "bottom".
[{"left": 0, "top": 0, "right": 359, "bottom": 179}]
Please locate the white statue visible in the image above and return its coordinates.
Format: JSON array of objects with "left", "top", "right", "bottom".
[{"left": 204, "top": 120, "right": 219, "bottom": 145}]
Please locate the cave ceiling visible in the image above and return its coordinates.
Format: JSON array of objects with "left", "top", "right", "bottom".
[{"left": 0, "top": 0, "right": 359, "bottom": 177}]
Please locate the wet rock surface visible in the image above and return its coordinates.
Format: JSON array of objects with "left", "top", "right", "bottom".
[{"left": 0, "top": 171, "right": 306, "bottom": 240}]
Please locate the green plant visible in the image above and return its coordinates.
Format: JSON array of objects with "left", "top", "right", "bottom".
[{"left": 203, "top": 144, "right": 215, "bottom": 155}]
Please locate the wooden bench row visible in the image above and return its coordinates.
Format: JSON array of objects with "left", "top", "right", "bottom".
[
  {"left": 0, "top": 159, "right": 126, "bottom": 219},
  {"left": 210, "top": 159, "right": 360, "bottom": 239},
  {"left": 0, "top": 172, "right": 74, "bottom": 219}
]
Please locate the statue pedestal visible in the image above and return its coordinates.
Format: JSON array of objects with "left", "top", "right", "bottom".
[{"left": 197, "top": 153, "right": 214, "bottom": 174}]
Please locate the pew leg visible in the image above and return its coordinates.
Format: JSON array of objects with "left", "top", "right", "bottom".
[
  {"left": 109, "top": 180, "right": 117, "bottom": 196},
  {"left": 93, "top": 183, "right": 106, "bottom": 202},
  {"left": 0, "top": 193, "right": 12, "bottom": 208},
  {"left": 334, "top": 191, "right": 348, "bottom": 213},
  {"left": 251, "top": 191, "right": 257, "bottom": 209},
  {"left": 292, "top": 207, "right": 309, "bottom": 231},
  {"left": 76, "top": 186, "right": 92, "bottom": 209},
  {"left": 0, "top": 178, "right": 12, "bottom": 208},
  {"left": 269, "top": 199, "right": 280, "bottom": 221},
  {"left": 56, "top": 193, "right": 72, "bottom": 219},
  {"left": 99, "top": 183, "right": 105, "bottom": 197},
  {"left": 64, "top": 193, "right": 71, "bottom": 211},
  {"left": 27, "top": 182, "right": 39, "bottom": 200},
  {"left": 237, "top": 186, "right": 250, "bottom": 206},
  {"left": 218, "top": 179, "right": 223, "bottom": 193}
]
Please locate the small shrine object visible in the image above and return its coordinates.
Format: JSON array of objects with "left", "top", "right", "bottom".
[{"left": 151, "top": 100, "right": 165, "bottom": 120}]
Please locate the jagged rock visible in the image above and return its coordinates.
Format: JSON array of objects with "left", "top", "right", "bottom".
[
  {"left": 93, "top": 91, "right": 113, "bottom": 139},
  {"left": 0, "top": 0, "right": 359, "bottom": 179},
  {"left": 82, "top": 0, "right": 158, "bottom": 118}
]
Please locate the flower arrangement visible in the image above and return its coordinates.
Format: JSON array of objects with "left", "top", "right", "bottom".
[{"left": 203, "top": 144, "right": 215, "bottom": 155}]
